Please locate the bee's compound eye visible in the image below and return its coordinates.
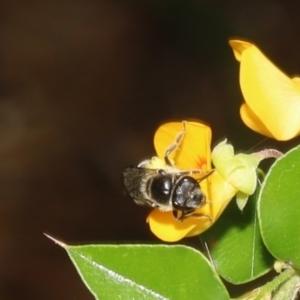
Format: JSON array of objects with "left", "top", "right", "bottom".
[
  {"left": 172, "top": 177, "right": 205, "bottom": 210},
  {"left": 149, "top": 175, "right": 172, "bottom": 204}
]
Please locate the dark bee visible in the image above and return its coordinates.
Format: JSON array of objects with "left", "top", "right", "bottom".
[{"left": 123, "top": 122, "right": 213, "bottom": 221}]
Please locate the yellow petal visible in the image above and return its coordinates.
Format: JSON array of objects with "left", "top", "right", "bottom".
[
  {"left": 154, "top": 121, "right": 212, "bottom": 199},
  {"left": 230, "top": 39, "right": 300, "bottom": 140},
  {"left": 229, "top": 39, "right": 252, "bottom": 61},
  {"left": 154, "top": 121, "right": 212, "bottom": 171},
  {"left": 206, "top": 171, "right": 238, "bottom": 220},
  {"left": 147, "top": 210, "right": 200, "bottom": 242},
  {"left": 240, "top": 103, "right": 273, "bottom": 138},
  {"left": 147, "top": 171, "right": 237, "bottom": 241}
]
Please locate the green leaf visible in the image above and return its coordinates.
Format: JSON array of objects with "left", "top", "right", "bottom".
[
  {"left": 201, "top": 189, "right": 274, "bottom": 284},
  {"left": 56, "top": 241, "right": 229, "bottom": 300},
  {"left": 258, "top": 145, "right": 300, "bottom": 268}
]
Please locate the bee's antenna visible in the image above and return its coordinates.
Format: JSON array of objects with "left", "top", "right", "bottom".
[
  {"left": 245, "top": 137, "right": 269, "bottom": 153},
  {"left": 196, "top": 169, "right": 215, "bottom": 183}
]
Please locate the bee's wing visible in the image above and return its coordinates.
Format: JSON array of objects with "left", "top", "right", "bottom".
[{"left": 123, "top": 167, "right": 157, "bottom": 202}]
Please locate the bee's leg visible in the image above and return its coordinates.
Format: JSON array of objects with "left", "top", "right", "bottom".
[
  {"left": 191, "top": 213, "right": 214, "bottom": 223},
  {"left": 164, "top": 121, "right": 186, "bottom": 166},
  {"left": 173, "top": 210, "right": 214, "bottom": 223},
  {"left": 172, "top": 210, "right": 186, "bottom": 221},
  {"left": 172, "top": 210, "right": 180, "bottom": 221}
]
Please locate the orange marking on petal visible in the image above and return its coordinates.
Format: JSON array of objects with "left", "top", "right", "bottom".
[{"left": 196, "top": 156, "right": 207, "bottom": 170}]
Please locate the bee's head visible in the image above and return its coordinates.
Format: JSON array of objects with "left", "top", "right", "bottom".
[{"left": 172, "top": 176, "right": 206, "bottom": 221}]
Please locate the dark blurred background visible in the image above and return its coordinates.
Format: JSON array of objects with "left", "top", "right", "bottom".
[{"left": 1, "top": 1, "right": 300, "bottom": 299}]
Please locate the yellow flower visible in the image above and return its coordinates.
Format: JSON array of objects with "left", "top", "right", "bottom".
[
  {"left": 229, "top": 39, "right": 300, "bottom": 141},
  {"left": 147, "top": 121, "right": 237, "bottom": 242}
]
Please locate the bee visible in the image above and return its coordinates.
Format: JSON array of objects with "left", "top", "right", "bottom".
[{"left": 123, "top": 121, "right": 214, "bottom": 221}]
